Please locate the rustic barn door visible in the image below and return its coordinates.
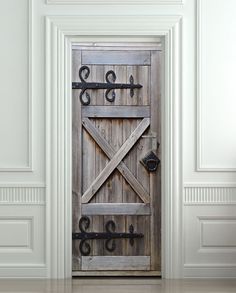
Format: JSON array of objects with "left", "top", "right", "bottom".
[{"left": 72, "top": 44, "right": 161, "bottom": 276}]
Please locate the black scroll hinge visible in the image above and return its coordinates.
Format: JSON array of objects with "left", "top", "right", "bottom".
[
  {"left": 72, "top": 216, "right": 144, "bottom": 256},
  {"left": 72, "top": 66, "right": 143, "bottom": 105}
]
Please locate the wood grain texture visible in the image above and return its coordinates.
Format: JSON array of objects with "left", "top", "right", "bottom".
[
  {"left": 72, "top": 49, "right": 82, "bottom": 270},
  {"left": 72, "top": 270, "right": 161, "bottom": 276},
  {"left": 150, "top": 51, "right": 161, "bottom": 271},
  {"left": 72, "top": 45, "right": 161, "bottom": 274},
  {"left": 82, "top": 51, "right": 151, "bottom": 65},
  {"left": 82, "top": 106, "right": 150, "bottom": 118},
  {"left": 82, "top": 203, "right": 151, "bottom": 215},
  {"left": 81, "top": 118, "right": 150, "bottom": 203},
  {"left": 82, "top": 256, "right": 150, "bottom": 271},
  {"left": 82, "top": 117, "right": 150, "bottom": 203}
]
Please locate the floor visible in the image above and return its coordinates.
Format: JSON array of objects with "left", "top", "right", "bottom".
[{"left": 0, "top": 278, "right": 236, "bottom": 293}]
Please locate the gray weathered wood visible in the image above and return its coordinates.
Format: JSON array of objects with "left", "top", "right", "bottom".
[
  {"left": 82, "top": 203, "right": 151, "bottom": 215},
  {"left": 72, "top": 45, "right": 161, "bottom": 275},
  {"left": 82, "top": 51, "right": 151, "bottom": 65},
  {"left": 150, "top": 50, "right": 161, "bottom": 271},
  {"left": 82, "top": 117, "right": 150, "bottom": 203},
  {"left": 72, "top": 270, "right": 161, "bottom": 277},
  {"left": 81, "top": 118, "right": 150, "bottom": 204},
  {"left": 72, "top": 49, "right": 82, "bottom": 271},
  {"left": 82, "top": 106, "right": 150, "bottom": 118},
  {"left": 81, "top": 117, "right": 150, "bottom": 203},
  {"left": 72, "top": 42, "right": 162, "bottom": 51},
  {"left": 82, "top": 256, "right": 150, "bottom": 271}
]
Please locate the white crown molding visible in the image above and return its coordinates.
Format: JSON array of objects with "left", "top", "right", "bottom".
[
  {"left": 0, "top": 0, "right": 33, "bottom": 172},
  {"left": 196, "top": 0, "right": 236, "bottom": 172},
  {"left": 46, "top": 0, "right": 184, "bottom": 5},
  {"left": 46, "top": 14, "right": 183, "bottom": 279}
]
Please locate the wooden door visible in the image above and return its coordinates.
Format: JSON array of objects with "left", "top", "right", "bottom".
[{"left": 72, "top": 44, "right": 161, "bottom": 276}]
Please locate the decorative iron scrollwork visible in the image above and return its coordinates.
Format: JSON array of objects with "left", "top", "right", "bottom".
[
  {"left": 72, "top": 66, "right": 143, "bottom": 105},
  {"left": 141, "top": 151, "right": 160, "bottom": 172},
  {"left": 72, "top": 216, "right": 144, "bottom": 256}
]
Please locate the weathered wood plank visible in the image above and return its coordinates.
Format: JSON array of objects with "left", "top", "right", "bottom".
[
  {"left": 72, "top": 270, "right": 161, "bottom": 277},
  {"left": 93, "top": 66, "right": 107, "bottom": 255},
  {"left": 72, "top": 49, "right": 82, "bottom": 271},
  {"left": 150, "top": 50, "right": 162, "bottom": 271},
  {"left": 82, "top": 51, "right": 151, "bottom": 65},
  {"left": 82, "top": 106, "right": 150, "bottom": 118},
  {"left": 82, "top": 203, "right": 151, "bottom": 215},
  {"left": 82, "top": 117, "right": 150, "bottom": 203},
  {"left": 73, "top": 43, "right": 162, "bottom": 51},
  {"left": 82, "top": 256, "right": 150, "bottom": 271}
]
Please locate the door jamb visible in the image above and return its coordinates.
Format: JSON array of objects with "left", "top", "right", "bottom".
[{"left": 46, "top": 15, "right": 183, "bottom": 279}]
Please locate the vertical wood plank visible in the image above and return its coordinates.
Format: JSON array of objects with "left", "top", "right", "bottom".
[
  {"left": 137, "top": 64, "right": 151, "bottom": 258},
  {"left": 94, "top": 65, "right": 106, "bottom": 256},
  {"left": 72, "top": 49, "right": 82, "bottom": 270},
  {"left": 150, "top": 50, "right": 161, "bottom": 271}
]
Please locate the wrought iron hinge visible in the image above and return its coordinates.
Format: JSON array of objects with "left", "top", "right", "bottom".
[
  {"left": 72, "top": 216, "right": 144, "bottom": 256},
  {"left": 72, "top": 66, "right": 143, "bottom": 105}
]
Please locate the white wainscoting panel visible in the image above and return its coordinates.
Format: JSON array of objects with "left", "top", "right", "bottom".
[
  {"left": 0, "top": 202, "right": 46, "bottom": 277},
  {"left": 0, "top": 0, "right": 32, "bottom": 171},
  {"left": 0, "top": 217, "right": 32, "bottom": 249},
  {"left": 184, "top": 186, "right": 236, "bottom": 278},
  {"left": 201, "top": 218, "right": 236, "bottom": 247},
  {"left": 197, "top": 0, "right": 236, "bottom": 171}
]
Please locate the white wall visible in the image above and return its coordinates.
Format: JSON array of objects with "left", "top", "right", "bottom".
[{"left": 0, "top": 0, "right": 236, "bottom": 278}]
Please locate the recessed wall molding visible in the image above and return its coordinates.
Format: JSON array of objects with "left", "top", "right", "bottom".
[
  {"left": 196, "top": 0, "right": 236, "bottom": 172},
  {"left": 0, "top": 205, "right": 46, "bottom": 278},
  {"left": 0, "top": 187, "right": 45, "bottom": 205},
  {"left": 0, "top": 0, "right": 33, "bottom": 172},
  {"left": 46, "top": 0, "right": 184, "bottom": 5},
  {"left": 184, "top": 186, "right": 236, "bottom": 205},
  {"left": 0, "top": 217, "right": 33, "bottom": 250}
]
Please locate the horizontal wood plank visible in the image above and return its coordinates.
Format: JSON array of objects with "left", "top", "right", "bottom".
[
  {"left": 82, "top": 256, "right": 150, "bottom": 271},
  {"left": 72, "top": 270, "right": 161, "bottom": 277},
  {"left": 82, "top": 203, "right": 151, "bottom": 215},
  {"left": 82, "top": 106, "right": 150, "bottom": 118},
  {"left": 82, "top": 51, "right": 151, "bottom": 65}
]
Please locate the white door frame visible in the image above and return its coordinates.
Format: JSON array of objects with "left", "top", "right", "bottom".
[{"left": 46, "top": 15, "right": 183, "bottom": 279}]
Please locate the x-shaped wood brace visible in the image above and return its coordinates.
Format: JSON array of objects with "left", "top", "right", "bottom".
[{"left": 81, "top": 117, "right": 150, "bottom": 204}]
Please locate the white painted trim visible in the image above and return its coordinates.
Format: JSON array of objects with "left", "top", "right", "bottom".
[
  {"left": 184, "top": 264, "right": 236, "bottom": 278},
  {"left": 0, "top": 0, "right": 33, "bottom": 172},
  {"left": 46, "top": 15, "right": 183, "bottom": 279},
  {"left": 0, "top": 265, "right": 47, "bottom": 279},
  {"left": 0, "top": 187, "right": 45, "bottom": 205},
  {"left": 184, "top": 186, "right": 236, "bottom": 205},
  {"left": 185, "top": 264, "right": 236, "bottom": 268},
  {"left": 184, "top": 183, "right": 236, "bottom": 188},
  {"left": 196, "top": 0, "right": 236, "bottom": 172},
  {"left": 0, "top": 183, "right": 46, "bottom": 188},
  {"left": 46, "top": 0, "right": 184, "bottom": 5}
]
